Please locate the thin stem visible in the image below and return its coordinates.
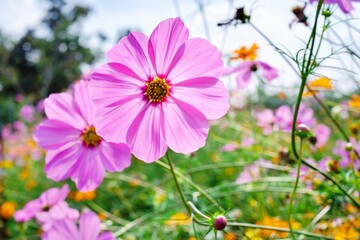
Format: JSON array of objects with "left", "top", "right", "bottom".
[
  {"left": 288, "top": 138, "right": 303, "bottom": 240},
  {"left": 156, "top": 160, "right": 223, "bottom": 211},
  {"left": 165, "top": 151, "right": 191, "bottom": 215}
]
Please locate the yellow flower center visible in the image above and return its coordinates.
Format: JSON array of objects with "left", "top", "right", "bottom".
[
  {"left": 145, "top": 76, "right": 171, "bottom": 102},
  {"left": 81, "top": 126, "right": 101, "bottom": 147}
]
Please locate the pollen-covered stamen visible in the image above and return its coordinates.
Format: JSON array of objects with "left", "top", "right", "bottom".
[
  {"left": 81, "top": 126, "right": 101, "bottom": 147},
  {"left": 145, "top": 76, "right": 171, "bottom": 102}
]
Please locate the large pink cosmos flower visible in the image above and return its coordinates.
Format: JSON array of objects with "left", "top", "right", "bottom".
[
  {"left": 34, "top": 80, "right": 131, "bottom": 191},
  {"left": 43, "top": 211, "right": 115, "bottom": 240},
  {"left": 14, "top": 184, "right": 70, "bottom": 222},
  {"left": 222, "top": 60, "right": 278, "bottom": 89},
  {"left": 310, "top": 0, "right": 360, "bottom": 13},
  {"left": 90, "top": 17, "right": 229, "bottom": 163}
]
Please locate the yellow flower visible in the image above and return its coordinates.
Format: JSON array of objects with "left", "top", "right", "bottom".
[
  {"left": 334, "top": 221, "right": 359, "bottom": 240},
  {"left": 256, "top": 216, "right": 301, "bottom": 238},
  {"left": 0, "top": 201, "right": 16, "bottom": 219},
  {"left": 349, "top": 94, "right": 360, "bottom": 109},
  {"left": 0, "top": 160, "right": 13, "bottom": 169},
  {"left": 165, "top": 212, "right": 191, "bottom": 227},
  {"left": 303, "top": 77, "right": 332, "bottom": 97},
  {"left": 231, "top": 43, "right": 259, "bottom": 61}
]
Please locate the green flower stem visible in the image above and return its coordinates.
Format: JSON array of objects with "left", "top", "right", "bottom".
[
  {"left": 165, "top": 151, "right": 191, "bottom": 215},
  {"left": 156, "top": 160, "right": 224, "bottom": 211},
  {"left": 288, "top": 138, "right": 303, "bottom": 240},
  {"left": 187, "top": 201, "right": 332, "bottom": 239}
]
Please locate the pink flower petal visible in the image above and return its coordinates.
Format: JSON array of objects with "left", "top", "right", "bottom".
[
  {"left": 34, "top": 119, "right": 81, "bottom": 150},
  {"left": 236, "top": 68, "right": 252, "bottom": 88},
  {"left": 98, "top": 141, "right": 131, "bottom": 172},
  {"left": 79, "top": 211, "right": 101, "bottom": 240},
  {"left": 44, "top": 93, "right": 86, "bottom": 129},
  {"left": 107, "top": 32, "right": 154, "bottom": 79},
  {"left": 163, "top": 98, "right": 209, "bottom": 154},
  {"left": 98, "top": 231, "right": 116, "bottom": 240},
  {"left": 172, "top": 77, "right": 229, "bottom": 119},
  {"left": 71, "top": 149, "right": 105, "bottom": 191},
  {"left": 127, "top": 103, "right": 167, "bottom": 163},
  {"left": 73, "top": 80, "right": 94, "bottom": 125},
  {"left": 40, "top": 184, "right": 70, "bottom": 206},
  {"left": 167, "top": 38, "right": 223, "bottom": 83},
  {"left": 45, "top": 143, "right": 84, "bottom": 181},
  {"left": 149, "top": 17, "right": 189, "bottom": 76}
]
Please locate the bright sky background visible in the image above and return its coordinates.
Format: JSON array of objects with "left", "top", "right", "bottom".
[{"left": 1, "top": 0, "right": 360, "bottom": 95}]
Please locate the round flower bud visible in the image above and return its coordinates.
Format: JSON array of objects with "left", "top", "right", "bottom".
[
  {"left": 296, "top": 123, "right": 310, "bottom": 133},
  {"left": 345, "top": 142, "right": 353, "bottom": 152},
  {"left": 213, "top": 215, "right": 227, "bottom": 231}
]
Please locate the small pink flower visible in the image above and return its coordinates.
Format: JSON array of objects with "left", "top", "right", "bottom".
[
  {"left": 253, "top": 109, "right": 276, "bottom": 135},
  {"left": 34, "top": 80, "right": 131, "bottom": 191},
  {"left": 275, "top": 104, "right": 316, "bottom": 131},
  {"left": 90, "top": 18, "right": 229, "bottom": 163},
  {"left": 20, "top": 105, "right": 35, "bottom": 122},
  {"left": 313, "top": 124, "right": 331, "bottom": 149},
  {"left": 221, "top": 143, "right": 238, "bottom": 152},
  {"left": 241, "top": 136, "right": 255, "bottom": 147},
  {"left": 310, "top": 0, "right": 360, "bottom": 13},
  {"left": 222, "top": 60, "right": 278, "bottom": 89},
  {"left": 14, "top": 185, "right": 70, "bottom": 222},
  {"left": 42, "top": 210, "right": 115, "bottom": 240}
]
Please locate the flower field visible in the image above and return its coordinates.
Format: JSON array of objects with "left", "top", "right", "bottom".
[{"left": 0, "top": 0, "right": 360, "bottom": 239}]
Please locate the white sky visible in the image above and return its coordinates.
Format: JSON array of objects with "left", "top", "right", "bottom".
[{"left": 1, "top": 0, "right": 360, "bottom": 95}]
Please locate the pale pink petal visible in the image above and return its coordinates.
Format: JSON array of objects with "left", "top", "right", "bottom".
[
  {"left": 71, "top": 148, "right": 105, "bottom": 191},
  {"left": 14, "top": 199, "right": 42, "bottom": 222},
  {"left": 107, "top": 32, "right": 154, "bottom": 79},
  {"left": 43, "top": 219, "right": 80, "bottom": 240},
  {"left": 73, "top": 80, "right": 94, "bottom": 125},
  {"left": 126, "top": 103, "right": 167, "bottom": 163},
  {"left": 44, "top": 92, "right": 86, "bottom": 129},
  {"left": 34, "top": 119, "right": 81, "bottom": 150},
  {"left": 236, "top": 69, "right": 252, "bottom": 88},
  {"left": 45, "top": 143, "right": 84, "bottom": 181},
  {"left": 79, "top": 211, "right": 101, "bottom": 240},
  {"left": 149, "top": 17, "right": 189, "bottom": 76},
  {"left": 172, "top": 77, "right": 229, "bottom": 119},
  {"left": 163, "top": 98, "right": 209, "bottom": 154},
  {"left": 167, "top": 38, "right": 223, "bottom": 83},
  {"left": 40, "top": 184, "right": 70, "bottom": 206},
  {"left": 98, "top": 141, "right": 131, "bottom": 172}
]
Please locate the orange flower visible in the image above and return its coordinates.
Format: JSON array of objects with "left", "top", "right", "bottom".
[
  {"left": 303, "top": 77, "right": 332, "bottom": 97},
  {"left": 165, "top": 212, "right": 191, "bottom": 227},
  {"left": 0, "top": 201, "right": 16, "bottom": 219},
  {"left": 256, "top": 216, "right": 301, "bottom": 238},
  {"left": 334, "top": 221, "right": 359, "bottom": 240},
  {"left": 68, "top": 190, "right": 96, "bottom": 202},
  {"left": 349, "top": 94, "right": 360, "bottom": 109},
  {"left": 224, "top": 232, "right": 237, "bottom": 240},
  {"left": 231, "top": 43, "right": 259, "bottom": 61}
]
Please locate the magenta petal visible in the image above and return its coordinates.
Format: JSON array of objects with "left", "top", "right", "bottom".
[
  {"left": 44, "top": 92, "right": 86, "bottom": 129},
  {"left": 45, "top": 143, "right": 83, "bottom": 181},
  {"left": 43, "top": 219, "right": 79, "bottom": 240},
  {"left": 98, "top": 141, "right": 131, "bottom": 172},
  {"left": 163, "top": 98, "right": 209, "bottom": 154},
  {"left": 71, "top": 149, "right": 105, "bottom": 191},
  {"left": 167, "top": 38, "right": 223, "bottom": 83},
  {"left": 34, "top": 119, "right": 81, "bottom": 150},
  {"left": 107, "top": 32, "right": 154, "bottom": 79},
  {"left": 79, "top": 211, "right": 101, "bottom": 240},
  {"left": 97, "top": 231, "right": 116, "bottom": 240},
  {"left": 149, "top": 17, "right": 189, "bottom": 76},
  {"left": 127, "top": 104, "right": 167, "bottom": 163},
  {"left": 14, "top": 199, "right": 42, "bottom": 222},
  {"left": 258, "top": 61, "right": 278, "bottom": 81},
  {"left": 73, "top": 80, "right": 94, "bottom": 125},
  {"left": 172, "top": 77, "right": 229, "bottom": 119}
]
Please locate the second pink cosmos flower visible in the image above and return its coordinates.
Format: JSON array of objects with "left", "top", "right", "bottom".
[{"left": 90, "top": 17, "right": 229, "bottom": 163}]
